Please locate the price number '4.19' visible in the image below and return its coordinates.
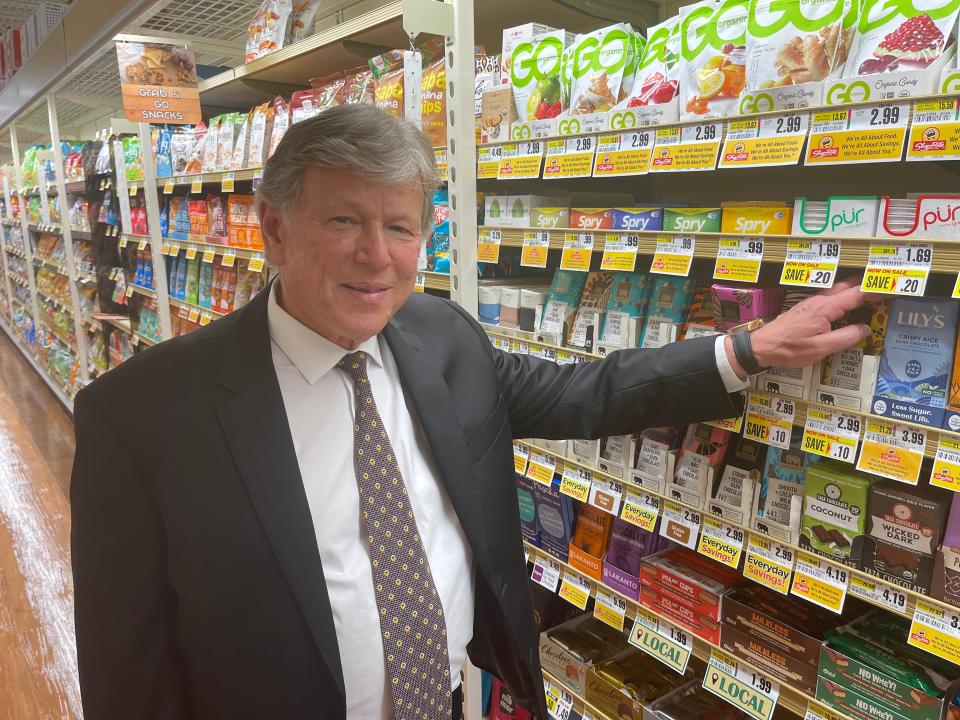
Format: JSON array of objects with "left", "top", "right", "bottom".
[
  {"left": 825, "top": 565, "right": 848, "bottom": 584},
  {"left": 869, "top": 106, "right": 901, "bottom": 126},
  {"left": 696, "top": 125, "right": 717, "bottom": 141},
  {"left": 776, "top": 116, "right": 802, "bottom": 134}
]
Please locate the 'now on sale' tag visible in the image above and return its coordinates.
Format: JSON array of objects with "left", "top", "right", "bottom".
[
  {"left": 802, "top": 408, "right": 861, "bottom": 463},
  {"left": 780, "top": 239, "right": 840, "bottom": 289},
  {"left": 702, "top": 649, "right": 780, "bottom": 720},
  {"left": 744, "top": 392, "right": 795, "bottom": 449},
  {"left": 861, "top": 242, "right": 933, "bottom": 295}
]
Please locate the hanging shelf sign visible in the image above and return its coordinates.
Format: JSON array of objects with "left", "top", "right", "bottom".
[{"left": 116, "top": 42, "right": 201, "bottom": 124}]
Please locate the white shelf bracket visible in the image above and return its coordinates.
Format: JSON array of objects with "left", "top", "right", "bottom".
[{"left": 402, "top": 0, "right": 454, "bottom": 38}]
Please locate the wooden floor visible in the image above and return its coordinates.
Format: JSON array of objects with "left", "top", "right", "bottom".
[{"left": 0, "top": 329, "right": 82, "bottom": 719}]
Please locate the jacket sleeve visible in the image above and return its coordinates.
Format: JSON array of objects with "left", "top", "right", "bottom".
[
  {"left": 71, "top": 389, "right": 194, "bottom": 720},
  {"left": 492, "top": 336, "right": 743, "bottom": 440}
]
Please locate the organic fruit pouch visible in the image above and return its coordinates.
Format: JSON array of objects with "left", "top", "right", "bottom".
[
  {"left": 680, "top": 0, "right": 749, "bottom": 120},
  {"left": 844, "top": 0, "right": 960, "bottom": 76},
  {"left": 622, "top": 15, "right": 682, "bottom": 107},
  {"left": 745, "top": 0, "right": 857, "bottom": 90},
  {"left": 569, "top": 23, "right": 638, "bottom": 115},
  {"left": 510, "top": 30, "right": 573, "bottom": 121}
]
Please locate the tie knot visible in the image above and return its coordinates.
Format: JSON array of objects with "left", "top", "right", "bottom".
[{"left": 337, "top": 351, "right": 369, "bottom": 381}]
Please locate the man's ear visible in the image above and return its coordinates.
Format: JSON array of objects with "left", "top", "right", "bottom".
[{"left": 259, "top": 202, "right": 286, "bottom": 266}]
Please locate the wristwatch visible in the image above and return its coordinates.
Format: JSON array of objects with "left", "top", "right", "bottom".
[{"left": 729, "top": 318, "right": 769, "bottom": 376}]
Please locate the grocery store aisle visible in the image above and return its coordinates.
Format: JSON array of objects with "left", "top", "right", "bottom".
[{"left": 0, "top": 331, "right": 82, "bottom": 719}]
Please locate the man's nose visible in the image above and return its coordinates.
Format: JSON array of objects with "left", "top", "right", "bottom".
[{"left": 354, "top": 224, "right": 391, "bottom": 267}]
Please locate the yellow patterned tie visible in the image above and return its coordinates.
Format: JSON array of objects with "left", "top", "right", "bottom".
[{"left": 337, "top": 351, "right": 453, "bottom": 719}]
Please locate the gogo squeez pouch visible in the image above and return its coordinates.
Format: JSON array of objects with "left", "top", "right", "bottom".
[
  {"left": 746, "top": 0, "right": 858, "bottom": 91},
  {"left": 511, "top": 30, "right": 574, "bottom": 120},
  {"left": 681, "top": 0, "right": 749, "bottom": 119},
  {"left": 568, "top": 24, "right": 644, "bottom": 115}
]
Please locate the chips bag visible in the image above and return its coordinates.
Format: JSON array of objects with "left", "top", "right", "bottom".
[
  {"left": 680, "top": 0, "right": 749, "bottom": 119},
  {"left": 245, "top": 0, "right": 294, "bottom": 63},
  {"left": 268, "top": 96, "right": 290, "bottom": 158},
  {"left": 374, "top": 66, "right": 405, "bottom": 118},
  {"left": 246, "top": 103, "right": 272, "bottom": 168},
  {"left": 569, "top": 23, "right": 642, "bottom": 115}
]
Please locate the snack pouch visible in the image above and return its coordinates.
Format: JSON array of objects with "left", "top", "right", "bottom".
[
  {"left": 245, "top": 0, "right": 293, "bottom": 63},
  {"left": 122, "top": 135, "right": 144, "bottom": 183},
  {"left": 268, "top": 96, "right": 289, "bottom": 158},
  {"left": 170, "top": 127, "right": 193, "bottom": 174},
  {"left": 569, "top": 24, "right": 638, "bottom": 115},
  {"left": 215, "top": 113, "right": 237, "bottom": 171},
  {"left": 680, "top": 0, "right": 749, "bottom": 119},
  {"left": 374, "top": 66, "right": 405, "bottom": 118},
  {"left": 309, "top": 71, "right": 346, "bottom": 110},
  {"left": 341, "top": 66, "right": 374, "bottom": 104},
  {"left": 155, "top": 125, "right": 173, "bottom": 178},
  {"left": 290, "top": 0, "right": 320, "bottom": 42},
  {"left": 246, "top": 103, "right": 272, "bottom": 168},
  {"left": 231, "top": 114, "right": 249, "bottom": 171},
  {"left": 201, "top": 116, "right": 221, "bottom": 173},
  {"left": 843, "top": 0, "right": 960, "bottom": 76},
  {"left": 622, "top": 15, "right": 682, "bottom": 107},
  {"left": 290, "top": 89, "right": 318, "bottom": 124},
  {"left": 746, "top": 0, "right": 857, "bottom": 91},
  {"left": 421, "top": 58, "right": 447, "bottom": 147},
  {"left": 510, "top": 30, "right": 572, "bottom": 121}
]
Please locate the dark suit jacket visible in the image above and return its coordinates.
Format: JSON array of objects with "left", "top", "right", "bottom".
[{"left": 71, "top": 286, "right": 740, "bottom": 719}]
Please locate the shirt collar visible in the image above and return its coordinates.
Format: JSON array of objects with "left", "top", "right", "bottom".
[{"left": 267, "top": 281, "right": 383, "bottom": 385}]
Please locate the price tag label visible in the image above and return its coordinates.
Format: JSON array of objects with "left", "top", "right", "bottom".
[
  {"left": 119, "top": 236, "right": 128, "bottom": 249},
  {"left": 909, "top": 600, "right": 960, "bottom": 665},
  {"left": 620, "top": 491, "right": 659, "bottom": 533},
  {"left": 545, "top": 684, "right": 573, "bottom": 720},
  {"left": 856, "top": 419, "right": 926, "bottom": 485},
  {"left": 188, "top": 308, "right": 199, "bottom": 323},
  {"left": 433, "top": 148, "right": 448, "bottom": 181},
  {"left": 125, "top": 285, "right": 134, "bottom": 298},
  {"left": 802, "top": 408, "right": 861, "bottom": 463},
  {"left": 714, "top": 238, "right": 764, "bottom": 283},
  {"left": 588, "top": 479, "right": 623, "bottom": 515},
  {"left": 248, "top": 255, "right": 266, "bottom": 273},
  {"left": 560, "top": 466, "right": 592, "bottom": 502},
  {"left": 592, "top": 130, "right": 654, "bottom": 176},
  {"left": 185, "top": 245, "right": 197, "bottom": 260},
  {"left": 954, "top": 273, "right": 960, "bottom": 299},
  {"left": 543, "top": 137, "right": 596, "bottom": 179},
  {"left": 412, "top": 273, "right": 425, "bottom": 293},
  {"left": 650, "top": 235, "right": 695, "bottom": 276},
  {"left": 558, "top": 569, "right": 591, "bottom": 610},
  {"left": 560, "top": 233, "right": 593, "bottom": 272},
  {"left": 593, "top": 588, "right": 626, "bottom": 632},
  {"left": 163, "top": 180, "right": 174, "bottom": 194},
  {"left": 477, "top": 144, "right": 502, "bottom": 179},
  {"left": 744, "top": 534, "right": 794, "bottom": 595},
  {"left": 221, "top": 173, "right": 235, "bottom": 193},
  {"left": 660, "top": 501, "right": 701, "bottom": 550},
  {"left": 531, "top": 556, "right": 561, "bottom": 593},
  {"left": 849, "top": 576, "right": 909, "bottom": 615},
  {"left": 521, "top": 230, "right": 550, "bottom": 268},
  {"left": 629, "top": 607, "right": 693, "bottom": 675},
  {"left": 649, "top": 122, "right": 723, "bottom": 173},
  {"left": 703, "top": 649, "right": 780, "bottom": 720},
  {"left": 202, "top": 249, "right": 216, "bottom": 264},
  {"left": 930, "top": 438, "right": 960, "bottom": 492},
  {"left": 806, "top": 103, "right": 909, "bottom": 165},
  {"left": 780, "top": 239, "right": 840, "bottom": 288},
  {"left": 140, "top": 239, "right": 150, "bottom": 252},
  {"left": 513, "top": 442, "right": 529, "bottom": 474},
  {"left": 477, "top": 228, "right": 502, "bottom": 264},
  {"left": 697, "top": 516, "right": 745, "bottom": 569},
  {"left": 129, "top": 183, "right": 138, "bottom": 196},
  {"left": 526, "top": 451, "right": 556, "bottom": 486},
  {"left": 498, "top": 141, "right": 545, "bottom": 180},
  {"left": 600, "top": 234, "right": 639, "bottom": 272},
  {"left": 790, "top": 551, "right": 849, "bottom": 613},
  {"left": 190, "top": 177, "right": 203, "bottom": 194},
  {"left": 221, "top": 251, "right": 236, "bottom": 268},
  {"left": 199, "top": 312, "right": 212, "bottom": 326},
  {"left": 907, "top": 99, "right": 960, "bottom": 162},
  {"left": 862, "top": 242, "right": 932, "bottom": 295},
  {"left": 805, "top": 701, "right": 848, "bottom": 720},
  {"left": 744, "top": 392, "right": 795, "bottom": 449},
  {"left": 706, "top": 411, "right": 745, "bottom": 434},
  {"left": 719, "top": 112, "right": 809, "bottom": 169}
]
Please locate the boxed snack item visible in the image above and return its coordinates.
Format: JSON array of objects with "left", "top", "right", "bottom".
[
  {"left": 568, "top": 24, "right": 642, "bottom": 115},
  {"left": 612, "top": 207, "right": 663, "bottom": 232},
  {"left": 568, "top": 504, "right": 614, "bottom": 580},
  {"left": 519, "top": 289, "right": 545, "bottom": 333},
  {"left": 801, "top": 460, "right": 874, "bottom": 562},
  {"left": 756, "top": 426, "right": 819, "bottom": 541},
  {"left": 569, "top": 271, "right": 613, "bottom": 349},
  {"left": 480, "top": 85, "right": 516, "bottom": 143},
  {"left": 646, "top": 681, "right": 747, "bottom": 720},
  {"left": 671, "top": 423, "right": 733, "bottom": 510},
  {"left": 539, "top": 269, "right": 588, "bottom": 344},
  {"left": 640, "top": 276, "right": 695, "bottom": 349},
  {"left": 602, "top": 516, "right": 668, "bottom": 600},
  {"left": 532, "top": 475, "right": 577, "bottom": 562},
  {"left": 679, "top": 283, "right": 719, "bottom": 340},
  {"left": 945, "top": 326, "right": 960, "bottom": 431},
  {"left": 663, "top": 207, "right": 721, "bottom": 233},
  {"left": 499, "top": 287, "right": 521, "bottom": 329},
  {"left": 484, "top": 194, "right": 508, "bottom": 227},
  {"left": 873, "top": 297, "right": 960, "bottom": 428},
  {"left": 621, "top": 16, "right": 682, "bottom": 108},
  {"left": 720, "top": 204, "right": 792, "bottom": 235},
  {"left": 599, "top": 272, "right": 651, "bottom": 349},
  {"left": 877, "top": 195, "right": 960, "bottom": 240},
  {"left": 812, "top": 300, "right": 887, "bottom": 410},
  {"left": 510, "top": 30, "right": 574, "bottom": 121},
  {"left": 680, "top": 0, "right": 749, "bottom": 120},
  {"left": 598, "top": 434, "right": 637, "bottom": 478},
  {"left": 568, "top": 438, "right": 602, "bottom": 467},
  {"left": 711, "top": 434, "right": 767, "bottom": 523},
  {"left": 792, "top": 196, "right": 881, "bottom": 237},
  {"left": 539, "top": 613, "right": 630, "bottom": 695},
  {"left": 860, "top": 535, "right": 937, "bottom": 593},
  {"left": 586, "top": 648, "right": 687, "bottom": 720},
  {"left": 516, "top": 472, "right": 539, "bottom": 545},
  {"left": 570, "top": 207, "right": 614, "bottom": 230}
]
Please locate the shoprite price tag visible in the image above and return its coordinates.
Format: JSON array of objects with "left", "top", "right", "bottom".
[
  {"left": 909, "top": 601, "right": 960, "bottom": 665},
  {"left": 520, "top": 231, "right": 550, "bottom": 268},
  {"left": 650, "top": 235, "right": 695, "bottom": 276},
  {"left": 629, "top": 606, "right": 694, "bottom": 675},
  {"left": 531, "top": 555, "right": 561, "bottom": 593},
  {"left": 620, "top": 491, "right": 660, "bottom": 532},
  {"left": 806, "top": 103, "right": 909, "bottom": 165},
  {"left": 526, "top": 451, "right": 556, "bottom": 485},
  {"left": 930, "top": 438, "right": 960, "bottom": 492},
  {"left": 805, "top": 701, "right": 847, "bottom": 720},
  {"left": 558, "top": 569, "right": 592, "bottom": 610},
  {"left": 560, "top": 233, "right": 593, "bottom": 272},
  {"left": 413, "top": 273, "right": 425, "bottom": 293},
  {"left": 513, "top": 442, "right": 529, "bottom": 474},
  {"left": 660, "top": 501, "right": 701, "bottom": 550},
  {"left": 862, "top": 242, "right": 933, "bottom": 295},
  {"left": 221, "top": 173, "right": 235, "bottom": 193},
  {"left": 790, "top": 551, "right": 849, "bottom": 613},
  {"left": 498, "top": 141, "right": 544, "bottom": 179},
  {"left": 714, "top": 238, "right": 764, "bottom": 283},
  {"left": 543, "top": 137, "right": 596, "bottom": 179},
  {"left": 202, "top": 249, "right": 216, "bottom": 264},
  {"left": 849, "top": 576, "right": 909, "bottom": 616},
  {"left": 184, "top": 244, "right": 197, "bottom": 261},
  {"left": 248, "top": 255, "right": 265, "bottom": 273},
  {"left": 954, "top": 273, "right": 960, "bottom": 300},
  {"left": 221, "top": 251, "right": 236, "bottom": 268},
  {"left": 544, "top": 683, "right": 573, "bottom": 720},
  {"left": 600, "top": 234, "right": 639, "bottom": 271},
  {"left": 855, "top": 419, "right": 925, "bottom": 485},
  {"left": 649, "top": 122, "right": 723, "bottom": 172},
  {"left": 697, "top": 516, "right": 745, "bottom": 569},
  {"left": 163, "top": 180, "right": 174, "bottom": 194},
  {"left": 802, "top": 408, "right": 861, "bottom": 463},
  {"left": 594, "top": 588, "right": 626, "bottom": 632},
  {"left": 560, "top": 466, "right": 592, "bottom": 502},
  {"left": 907, "top": 99, "right": 960, "bottom": 162},
  {"left": 477, "top": 228, "right": 502, "bottom": 263},
  {"left": 703, "top": 648, "right": 780, "bottom": 720},
  {"left": 592, "top": 130, "right": 654, "bottom": 176},
  {"left": 719, "top": 112, "right": 809, "bottom": 169},
  {"left": 706, "top": 410, "right": 745, "bottom": 434},
  {"left": 744, "top": 534, "right": 795, "bottom": 595},
  {"left": 190, "top": 176, "right": 203, "bottom": 193},
  {"left": 780, "top": 239, "right": 840, "bottom": 288},
  {"left": 477, "top": 144, "right": 502, "bottom": 179},
  {"left": 188, "top": 308, "right": 199, "bottom": 323},
  {"left": 744, "top": 392, "right": 795, "bottom": 449}
]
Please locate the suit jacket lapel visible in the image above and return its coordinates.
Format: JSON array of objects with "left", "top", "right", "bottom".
[{"left": 213, "top": 289, "right": 345, "bottom": 700}]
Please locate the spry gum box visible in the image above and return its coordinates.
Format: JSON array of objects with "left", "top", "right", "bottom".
[
  {"left": 571, "top": 207, "right": 614, "bottom": 230},
  {"left": 612, "top": 207, "right": 662, "bottom": 232},
  {"left": 663, "top": 207, "right": 721, "bottom": 233},
  {"left": 720, "top": 205, "right": 792, "bottom": 235}
]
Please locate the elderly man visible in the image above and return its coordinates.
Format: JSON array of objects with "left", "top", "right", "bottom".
[{"left": 71, "top": 104, "right": 870, "bottom": 720}]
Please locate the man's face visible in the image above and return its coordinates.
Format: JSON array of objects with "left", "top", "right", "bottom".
[{"left": 260, "top": 168, "right": 424, "bottom": 348}]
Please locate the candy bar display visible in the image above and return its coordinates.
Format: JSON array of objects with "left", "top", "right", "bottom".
[
  {"left": 539, "top": 613, "right": 630, "bottom": 695},
  {"left": 585, "top": 647, "right": 695, "bottom": 720}
]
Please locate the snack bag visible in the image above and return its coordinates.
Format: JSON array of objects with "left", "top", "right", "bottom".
[
  {"left": 510, "top": 30, "right": 573, "bottom": 120},
  {"left": 231, "top": 114, "right": 249, "bottom": 171},
  {"left": 170, "top": 126, "right": 193, "bottom": 174},
  {"left": 290, "top": 0, "right": 320, "bottom": 42},
  {"left": 421, "top": 58, "right": 447, "bottom": 147},
  {"left": 246, "top": 103, "right": 272, "bottom": 169},
  {"left": 155, "top": 125, "right": 173, "bottom": 178},
  {"left": 843, "top": 0, "right": 960, "bottom": 76},
  {"left": 122, "top": 135, "right": 144, "bottom": 183},
  {"left": 245, "top": 0, "right": 294, "bottom": 63},
  {"left": 746, "top": 0, "right": 857, "bottom": 90},
  {"left": 310, "top": 71, "right": 346, "bottom": 110},
  {"left": 369, "top": 48, "right": 405, "bottom": 79},
  {"left": 621, "top": 15, "right": 682, "bottom": 107},
  {"left": 374, "top": 66, "right": 405, "bottom": 118},
  {"left": 569, "top": 24, "right": 639, "bottom": 115},
  {"left": 201, "top": 116, "right": 221, "bottom": 173},
  {"left": 680, "top": 0, "right": 749, "bottom": 119},
  {"left": 341, "top": 66, "right": 374, "bottom": 104},
  {"left": 267, "top": 96, "right": 289, "bottom": 158},
  {"left": 215, "top": 113, "right": 238, "bottom": 171}
]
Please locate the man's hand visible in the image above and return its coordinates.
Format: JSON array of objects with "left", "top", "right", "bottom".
[{"left": 725, "top": 278, "right": 873, "bottom": 378}]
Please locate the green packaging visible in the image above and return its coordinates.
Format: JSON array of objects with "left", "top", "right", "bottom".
[
  {"left": 185, "top": 256, "right": 200, "bottom": 305},
  {"left": 663, "top": 207, "right": 721, "bottom": 233},
  {"left": 801, "top": 460, "right": 874, "bottom": 563}
]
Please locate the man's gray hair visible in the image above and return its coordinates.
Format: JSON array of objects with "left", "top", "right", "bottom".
[{"left": 255, "top": 103, "right": 439, "bottom": 235}]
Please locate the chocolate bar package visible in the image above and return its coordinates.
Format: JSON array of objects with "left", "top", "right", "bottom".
[
  {"left": 679, "top": 283, "right": 719, "bottom": 340},
  {"left": 859, "top": 537, "right": 936, "bottom": 593},
  {"left": 516, "top": 472, "right": 540, "bottom": 546},
  {"left": 540, "top": 613, "right": 630, "bottom": 695},
  {"left": 640, "top": 276, "right": 694, "bottom": 349},
  {"left": 539, "top": 269, "right": 588, "bottom": 341},
  {"left": 532, "top": 475, "right": 576, "bottom": 563},
  {"left": 601, "top": 272, "right": 652, "bottom": 348},
  {"left": 569, "top": 271, "right": 614, "bottom": 348},
  {"left": 673, "top": 423, "right": 732, "bottom": 500},
  {"left": 586, "top": 648, "right": 689, "bottom": 720},
  {"left": 633, "top": 426, "right": 684, "bottom": 488},
  {"left": 712, "top": 434, "right": 767, "bottom": 520},
  {"left": 869, "top": 481, "right": 950, "bottom": 556},
  {"left": 602, "top": 516, "right": 668, "bottom": 600},
  {"left": 478, "top": 286, "right": 502, "bottom": 325},
  {"left": 519, "top": 289, "right": 545, "bottom": 333},
  {"left": 873, "top": 297, "right": 960, "bottom": 428},
  {"left": 500, "top": 287, "right": 521, "bottom": 329},
  {"left": 801, "top": 460, "right": 874, "bottom": 563},
  {"left": 647, "top": 679, "right": 749, "bottom": 720},
  {"left": 758, "top": 426, "right": 820, "bottom": 528},
  {"left": 710, "top": 284, "right": 785, "bottom": 333},
  {"left": 945, "top": 324, "right": 960, "bottom": 432},
  {"left": 568, "top": 504, "right": 614, "bottom": 580}
]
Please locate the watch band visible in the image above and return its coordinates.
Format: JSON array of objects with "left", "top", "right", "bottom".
[{"left": 731, "top": 329, "right": 769, "bottom": 376}]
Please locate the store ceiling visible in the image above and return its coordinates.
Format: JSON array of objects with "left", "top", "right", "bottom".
[{"left": 0, "top": 0, "right": 71, "bottom": 34}]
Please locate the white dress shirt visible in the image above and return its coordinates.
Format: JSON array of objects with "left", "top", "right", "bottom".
[{"left": 267, "top": 284, "right": 475, "bottom": 719}]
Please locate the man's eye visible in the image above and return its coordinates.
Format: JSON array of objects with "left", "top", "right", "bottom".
[
  {"left": 332, "top": 216, "right": 352, "bottom": 224},
  {"left": 389, "top": 225, "right": 413, "bottom": 235}
]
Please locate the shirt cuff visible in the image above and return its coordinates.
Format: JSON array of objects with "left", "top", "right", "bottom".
[{"left": 714, "top": 335, "right": 751, "bottom": 393}]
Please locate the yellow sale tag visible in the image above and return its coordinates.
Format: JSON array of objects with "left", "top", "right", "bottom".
[
  {"left": 743, "top": 534, "right": 794, "bottom": 595},
  {"left": 188, "top": 308, "right": 199, "bottom": 323},
  {"left": 806, "top": 128, "right": 907, "bottom": 164},
  {"left": 129, "top": 183, "right": 138, "bottom": 196},
  {"left": 199, "top": 312, "right": 212, "bottom": 326},
  {"left": 248, "top": 256, "right": 265, "bottom": 273},
  {"left": 909, "top": 601, "right": 960, "bottom": 665},
  {"left": 593, "top": 589, "right": 626, "bottom": 632},
  {"left": 521, "top": 231, "right": 550, "bottom": 268},
  {"left": 560, "top": 233, "right": 593, "bottom": 272},
  {"left": 167, "top": 241, "right": 179, "bottom": 255},
  {"left": 477, "top": 159, "right": 500, "bottom": 179},
  {"left": 790, "top": 551, "right": 848, "bottom": 613},
  {"left": 592, "top": 136, "right": 653, "bottom": 177},
  {"left": 221, "top": 173, "right": 235, "bottom": 193},
  {"left": 558, "top": 571, "right": 591, "bottom": 610},
  {"left": 560, "top": 466, "right": 591, "bottom": 502},
  {"left": 954, "top": 273, "right": 960, "bottom": 299},
  {"left": 202, "top": 249, "right": 216, "bottom": 264},
  {"left": 806, "top": 701, "right": 851, "bottom": 720},
  {"left": 697, "top": 516, "right": 745, "bottom": 569},
  {"left": 781, "top": 239, "right": 840, "bottom": 288},
  {"left": 802, "top": 408, "right": 861, "bottom": 463},
  {"left": 120, "top": 236, "right": 128, "bottom": 248},
  {"left": 185, "top": 245, "right": 197, "bottom": 260},
  {"left": 190, "top": 177, "right": 203, "bottom": 194},
  {"left": 906, "top": 96, "right": 960, "bottom": 162},
  {"left": 542, "top": 137, "right": 595, "bottom": 179},
  {"left": 706, "top": 413, "right": 744, "bottom": 434},
  {"left": 513, "top": 443, "right": 529, "bottom": 475},
  {"left": 650, "top": 235, "right": 695, "bottom": 276},
  {"left": 600, "top": 234, "right": 639, "bottom": 272},
  {"left": 930, "top": 438, "right": 960, "bottom": 492},
  {"left": 477, "top": 228, "right": 502, "bottom": 264},
  {"left": 413, "top": 273, "right": 425, "bottom": 293},
  {"left": 620, "top": 492, "right": 659, "bottom": 533},
  {"left": 221, "top": 252, "right": 236, "bottom": 268},
  {"left": 125, "top": 285, "right": 134, "bottom": 298},
  {"left": 163, "top": 180, "right": 174, "bottom": 194},
  {"left": 526, "top": 451, "right": 556, "bottom": 486},
  {"left": 498, "top": 142, "right": 544, "bottom": 180}
]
